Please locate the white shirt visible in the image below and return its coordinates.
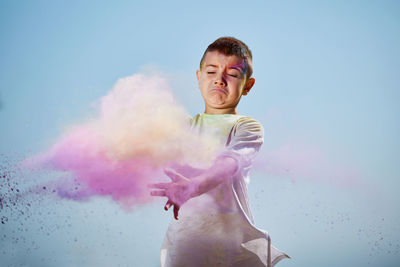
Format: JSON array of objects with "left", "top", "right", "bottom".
[{"left": 160, "top": 114, "right": 289, "bottom": 267}]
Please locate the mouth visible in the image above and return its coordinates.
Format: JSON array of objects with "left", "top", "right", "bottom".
[{"left": 210, "top": 88, "right": 228, "bottom": 95}]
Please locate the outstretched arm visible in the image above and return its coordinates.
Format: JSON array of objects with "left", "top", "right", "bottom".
[
  {"left": 191, "top": 155, "right": 238, "bottom": 197},
  {"left": 150, "top": 117, "right": 264, "bottom": 219},
  {"left": 149, "top": 155, "right": 238, "bottom": 220}
]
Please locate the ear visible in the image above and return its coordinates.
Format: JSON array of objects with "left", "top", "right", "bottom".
[
  {"left": 242, "top": 77, "right": 255, "bottom": 96},
  {"left": 196, "top": 70, "right": 201, "bottom": 82}
]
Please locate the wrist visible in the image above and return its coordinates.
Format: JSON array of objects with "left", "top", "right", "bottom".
[{"left": 189, "top": 174, "right": 207, "bottom": 198}]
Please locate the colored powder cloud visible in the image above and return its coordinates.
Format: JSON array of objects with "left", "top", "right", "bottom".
[
  {"left": 18, "top": 73, "right": 365, "bottom": 212},
  {"left": 24, "top": 73, "right": 220, "bottom": 209},
  {"left": 255, "top": 140, "right": 363, "bottom": 188}
]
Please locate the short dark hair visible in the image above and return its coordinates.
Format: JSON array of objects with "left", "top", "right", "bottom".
[{"left": 200, "top": 37, "right": 253, "bottom": 80}]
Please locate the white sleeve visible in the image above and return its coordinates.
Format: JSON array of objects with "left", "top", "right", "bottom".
[{"left": 220, "top": 117, "right": 264, "bottom": 178}]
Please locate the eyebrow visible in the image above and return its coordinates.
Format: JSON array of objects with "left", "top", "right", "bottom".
[
  {"left": 229, "top": 66, "right": 243, "bottom": 72},
  {"left": 205, "top": 64, "right": 244, "bottom": 72},
  {"left": 229, "top": 63, "right": 245, "bottom": 73}
]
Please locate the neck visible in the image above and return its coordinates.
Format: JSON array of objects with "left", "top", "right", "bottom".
[{"left": 204, "top": 106, "right": 237, "bottom": 115}]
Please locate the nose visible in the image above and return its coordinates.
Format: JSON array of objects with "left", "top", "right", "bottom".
[{"left": 214, "top": 74, "right": 226, "bottom": 88}]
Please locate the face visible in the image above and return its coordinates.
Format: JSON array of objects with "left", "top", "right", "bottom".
[{"left": 196, "top": 51, "right": 255, "bottom": 114}]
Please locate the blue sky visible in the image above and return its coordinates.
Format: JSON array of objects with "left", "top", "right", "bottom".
[{"left": 1, "top": 1, "right": 399, "bottom": 266}]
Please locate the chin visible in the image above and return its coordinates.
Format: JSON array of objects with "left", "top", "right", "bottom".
[
  {"left": 208, "top": 95, "right": 227, "bottom": 105},
  {"left": 208, "top": 101, "right": 226, "bottom": 107}
]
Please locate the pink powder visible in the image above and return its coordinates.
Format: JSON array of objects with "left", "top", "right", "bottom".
[{"left": 24, "top": 73, "right": 218, "bottom": 209}]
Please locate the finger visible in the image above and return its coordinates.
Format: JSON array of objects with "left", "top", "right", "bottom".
[
  {"left": 150, "top": 190, "right": 166, "bottom": 197},
  {"left": 173, "top": 204, "right": 180, "bottom": 220},
  {"left": 148, "top": 182, "right": 169, "bottom": 189},
  {"left": 164, "top": 168, "right": 185, "bottom": 182},
  {"left": 164, "top": 200, "right": 173, "bottom": 211}
]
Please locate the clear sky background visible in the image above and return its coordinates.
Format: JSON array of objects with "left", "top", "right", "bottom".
[{"left": 1, "top": 0, "right": 399, "bottom": 266}]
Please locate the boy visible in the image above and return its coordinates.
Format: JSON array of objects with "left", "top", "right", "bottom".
[{"left": 150, "top": 37, "right": 289, "bottom": 267}]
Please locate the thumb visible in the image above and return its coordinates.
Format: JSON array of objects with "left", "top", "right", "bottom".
[{"left": 164, "top": 168, "right": 187, "bottom": 182}]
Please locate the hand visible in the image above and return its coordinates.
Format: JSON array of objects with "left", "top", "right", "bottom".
[
  {"left": 163, "top": 199, "right": 180, "bottom": 221},
  {"left": 149, "top": 168, "right": 194, "bottom": 220}
]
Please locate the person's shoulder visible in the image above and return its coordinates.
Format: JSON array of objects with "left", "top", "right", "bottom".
[
  {"left": 190, "top": 114, "right": 201, "bottom": 124},
  {"left": 191, "top": 114, "right": 201, "bottom": 120},
  {"left": 235, "top": 115, "right": 263, "bottom": 129},
  {"left": 234, "top": 115, "right": 264, "bottom": 136}
]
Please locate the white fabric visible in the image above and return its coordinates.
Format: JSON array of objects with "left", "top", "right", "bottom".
[{"left": 160, "top": 114, "right": 289, "bottom": 267}]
